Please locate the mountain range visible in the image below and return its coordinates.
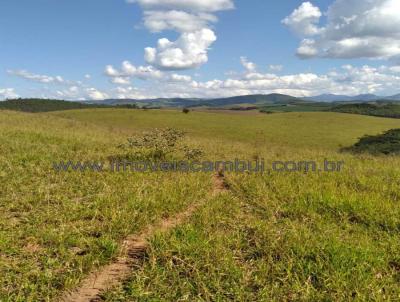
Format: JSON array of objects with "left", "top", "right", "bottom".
[
  {"left": 93, "top": 93, "right": 400, "bottom": 108},
  {"left": 303, "top": 93, "right": 400, "bottom": 102}
]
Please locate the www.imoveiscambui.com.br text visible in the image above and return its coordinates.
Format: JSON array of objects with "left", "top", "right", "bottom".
[{"left": 53, "top": 159, "right": 345, "bottom": 173}]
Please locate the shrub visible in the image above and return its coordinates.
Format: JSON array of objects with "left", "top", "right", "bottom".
[
  {"left": 117, "top": 128, "right": 203, "bottom": 161},
  {"left": 182, "top": 108, "right": 190, "bottom": 114},
  {"left": 342, "top": 129, "right": 400, "bottom": 155}
]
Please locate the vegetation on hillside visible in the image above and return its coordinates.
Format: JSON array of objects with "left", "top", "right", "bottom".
[
  {"left": 0, "top": 98, "right": 110, "bottom": 113},
  {"left": 330, "top": 102, "right": 400, "bottom": 119},
  {"left": 343, "top": 128, "right": 400, "bottom": 155}
]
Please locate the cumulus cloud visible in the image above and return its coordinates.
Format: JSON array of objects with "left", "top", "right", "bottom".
[
  {"left": 55, "top": 87, "right": 109, "bottom": 100},
  {"left": 104, "top": 60, "right": 194, "bottom": 86},
  {"left": 105, "top": 60, "right": 164, "bottom": 83},
  {"left": 284, "top": 0, "right": 400, "bottom": 60},
  {"left": 0, "top": 88, "right": 19, "bottom": 100},
  {"left": 240, "top": 57, "right": 257, "bottom": 72},
  {"left": 168, "top": 73, "right": 192, "bottom": 82},
  {"left": 128, "top": 0, "right": 233, "bottom": 70},
  {"left": 111, "top": 77, "right": 132, "bottom": 85},
  {"left": 282, "top": 2, "right": 322, "bottom": 36},
  {"left": 7, "top": 69, "right": 109, "bottom": 101},
  {"left": 86, "top": 88, "right": 109, "bottom": 100},
  {"left": 144, "top": 28, "right": 217, "bottom": 69},
  {"left": 112, "top": 86, "right": 155, "bottom": 99},
  {"left": 10, "top": 60, "right": 400, "bottom": 101},
  {"left": 107, "top": 58, "right": 400, "bottom": 99},
  {"left": 297, "top": 39, "right": 318, "bottom": 58}
]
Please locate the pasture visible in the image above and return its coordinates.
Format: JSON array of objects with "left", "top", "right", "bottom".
[{"left": 1, "top": 109, "right": 400, "bottom": 301}]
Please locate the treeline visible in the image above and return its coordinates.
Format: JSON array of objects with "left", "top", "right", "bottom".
[
  {"left": 330, "top": 103, "right": 400, "bottom": 119},
  {"left": 0, "top": 99, "right": 140, "bottom": 113},
  {"left": 0, "top": 99, "right": 108, "bottom": 113}
]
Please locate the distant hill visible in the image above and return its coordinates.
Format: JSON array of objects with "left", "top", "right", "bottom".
[
  {"left": 2, "top": 93, "right": 400, "bottom": 113},
  {"left": 98, "top": 94, "right": 304, "bottom": 108},
  {"left": 0, "top": 99, "right": 110, "bottom": 113},
  {"left": 99, "top": 97, "right": 202, "bottom": 108},
  {"left": 330, "top": 103, "right": 400, "bottom": 119},
  {"left": 101, "top": 93, "right": 400, "bottom": 107},
  {"left": 200, "top": 94, "right": 302, "bottom": 107},
  {"left": 304, "top": 93, "right": 400, "bottom": 102},
  {"left": 385, "top": 94, "right": 400, "bottom": 101},
  {"left": 304, "top": 94, "right": 381, "bottom": 102}
]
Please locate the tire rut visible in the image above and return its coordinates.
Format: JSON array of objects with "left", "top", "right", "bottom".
[{"left": 59, "top": 172, "right": 229, "bottom": 302}]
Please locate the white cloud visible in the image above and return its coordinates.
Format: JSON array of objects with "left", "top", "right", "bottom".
[
  {"left": 284, "top": 0, "right": 400, "bottom": 60},
  {"left": 172, "top": 60, "right": 400, "bottom": 98},
  {"left": 128, "top": 0, "right": 233, "bottom": 70},
  {"left": 10, "top": 60, "right": 400, "bottom": 101},
  {"left": 84, "top": 74, "right": 91, "bottom": 79},
  {"left": 240, "top": 57, "right": 257, "bottom": 72},
  {"left": 0, "top": 88, "right": 19, "bottom": 100},
  {"left": 269, "top": 65, "right": 283, "bottom": 72},
  {"left": 144, "top": 28, "right": 216, "bottom": 70},
  {"left": 113, "top": 86, "right": 155, "bottom": 99},
  {"left": 143, "top": 10, "right": 217, "bottom": 32},
  {"left": 297, "top": 39, "right": 318, "bottom": 58},
  {"left": 389, "top": 66, "right": 400, "bottom": 73},
  {"left": 111, "top": 77, "right": 132, "bottom": 85},
  {"left": 54, "top": 86, "right": 109, "bottom": 100},
  {"left": 86, "top": 88, "right": 109, "bottom": 100},
  {"left": 282, "top": 2, "right": 322, "bottom": 36},
  {"left": 105, "top": 65, "right": 121, "bottom": 77},
  {"left": 7, "top": 70, "right": 65, "bottom": 84},
  {"left": 168, "top": 73, "right": 192, "bottom": 82},
  {"left": 104, "top": 59, "right": 400, "bottom": 99},
  {"left": 127, "top": 0, "right": 234, "bottom": 12},
  {"left": 105, "top": 60, "right": 193, "bottom": 87},
  {"left": 105, "top": 61, "right": 164, "bottom": 83}
]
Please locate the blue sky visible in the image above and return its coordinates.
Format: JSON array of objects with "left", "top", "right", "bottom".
[{"left": 1, "top": 0, "right": 400, "bottom": 100}]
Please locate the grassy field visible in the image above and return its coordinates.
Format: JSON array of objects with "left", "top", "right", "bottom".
[
  {"left": 260, "top": 102, "right": 332, "bottom": 113},
  {"left": 1, "top": 108, "right": 400, "bottom": 301}
]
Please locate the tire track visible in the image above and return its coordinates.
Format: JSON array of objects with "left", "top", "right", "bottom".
[{"left": 59, "top": 172, "right": 228, "bottom": 302}]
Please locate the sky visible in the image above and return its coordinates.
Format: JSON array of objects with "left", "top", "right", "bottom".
[{"left": 1, "top": 0, "right": 400, "bottom": 100}]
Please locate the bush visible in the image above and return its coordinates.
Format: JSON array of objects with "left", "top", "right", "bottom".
[
  {"left": 117, "top": 128, "right": 203, "bottom": 161},
  {"left": 182, "top": 108, "right": 190, "bottom": 114},
  {"left": 342, "top": 129, "right": 400, "bottom": 155}
]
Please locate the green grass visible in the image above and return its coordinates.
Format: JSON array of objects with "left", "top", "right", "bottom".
[
  {"left": 1, "top": 109, "right": 400, "bottom": 301},
  {"left": 260, "top": 102, "right": 332, "bottom": 113},
  {"left": 0, "top": 110, "right": 211, "bottom": 301},
  {"left": 50, "top": 109, "right": 400, "bottom": 150}
]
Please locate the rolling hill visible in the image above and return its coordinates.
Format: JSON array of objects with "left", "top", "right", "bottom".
[
  {"left": 2, "top": 92, "right": 400, "bottom": 113},
  {"left": 97, "top": 93, "right": 304, "bottom": 108},
  {"left": 304, "top": 93, "right": 400, "bottom": 102}
]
